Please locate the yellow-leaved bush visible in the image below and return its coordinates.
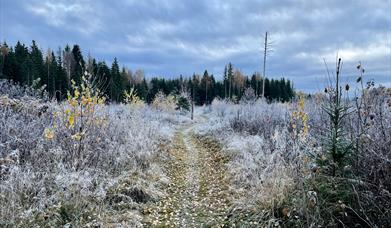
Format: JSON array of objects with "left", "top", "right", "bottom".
[
  {"left": 64, "top": 76, "right": 106, "bottom": 133},
  {"left": 124, "top": 87, "right": 145, "bottom": 108},
  {"left": 43, "top": 72, "right": 107, "bottom": 169},
  {"left": 291, "top": 93, "right": 309, "bottom": 141}
]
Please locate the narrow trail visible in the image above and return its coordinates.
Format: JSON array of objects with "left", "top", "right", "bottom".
[{"left": 143, "top": 122, "right": 233, "bottom": 227}]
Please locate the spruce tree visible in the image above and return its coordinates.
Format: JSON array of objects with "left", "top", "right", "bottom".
[
  {"left": 223, "top": 65, "right": 228, "bottom": 98},
  {"left": 30, "top": 40, "right": 45, "bottom": 84},
  {"left": 110, "top": 57, "right": 123, "bottom": 102},
  {"left": 280, "top": 78, "right": 289, "bottom": 102},
  {"left": 55, "top": 48, "right": 68, "bottom": 100},
  {"left": 227, "top": 62, "right": 233, "bottom": 99},
  {"left": 209, "top": 74, "right": 216, "bottom": 104},
  {"left": 14, "top": 41, "right": 29, "bottom": 83},
  {"left": 201, "top": 70, "right": 210, "bottom": 105},
  {"left": 135, "top": 78, "right": 148, "bottom": 101},
  {"left": 2, "top": 45, "right": 18, "bottom": 82},
  {"left": 71, "top": 44, "right": 85, "bottom": 85},
  {"left": 96, "top": 61, "right": 111, "bottom": 98}
]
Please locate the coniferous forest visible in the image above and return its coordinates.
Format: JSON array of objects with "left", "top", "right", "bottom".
[{"left": 0, "top": 40, "right": 294, "bottom": 104}]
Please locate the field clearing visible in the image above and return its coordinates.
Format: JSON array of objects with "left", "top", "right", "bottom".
[{"left": 1, "top": 78, "right": 390, "bottom": 227}]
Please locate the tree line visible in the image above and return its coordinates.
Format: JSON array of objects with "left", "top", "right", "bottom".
[{"left": 0, "top": 40, "right": 294, "bottom": 104}]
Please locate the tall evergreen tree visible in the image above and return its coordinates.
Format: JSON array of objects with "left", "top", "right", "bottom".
[
  {"left": 201, "top": 70, "right": 210, "bottom": 105},
  {"left": 280, "top": 78, "right": 289, "bottom": 102},
  {"left": 135, "top": 78, "right": 148, "bottom": 100},
  {"left": 227, "top": 62, "right": 233, "bottom": 99},
  {"left": 264, "top": 78, "right": 270, "bottom": 98},
  {"left": 14, "top": 41, "right": 30, "bottom": 83},
  {"left": 209, "top": 74, "right": 216, "bottom": 104},
  {"left": 55, "top": 48, "right": 68, "bottom": 100},
  {"left": 2, "top": 46, "right": 17, "bottom": 82},
  {"left": 223, "top": 65, "right": 228, "bottom": 98},
  {"left": 71, "top": 44, "right": 85, "bottom": 84},
  {"left": 30, "top": 40, "right": 45, "bottom": 84},
  {"left": 110, "top": 57, "right": 124, "bottom": 102},
  {"left": 95, "top": 61, "right": 111, "bottom": 98}
]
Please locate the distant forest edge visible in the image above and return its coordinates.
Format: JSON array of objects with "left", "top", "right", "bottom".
[{"left": 0, "top": 40, "right": 294, "bottom": 104}]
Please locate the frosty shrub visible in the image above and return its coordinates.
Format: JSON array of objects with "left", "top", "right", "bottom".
[
  {"left": 44, "top": 74, "right": 107, "bottom": 170},
  {"left": 0, "top": 78, "right": 47, "bottom": 100},
  {"left": 210, "top": 98, "right": 233, "bottom": 117},
  {"left": 230, "top": 99, "right": 289, "bottom": 136},
  {"left": 0, "top": 79, "right": 178, "bottom": 226},
  {"left": 152, "top": 91, "right": 176, "bottom": 112},
  {"left": 240, "top": 87, "right": 256, "bottom": 104},
  {"left": 195, "top": 76, "right": 390, "bottom": 226},
  {"left": 0, "top": 66, "right": 389, "bottom": 226},
  {"left": 123, "top": 87, "right": 145, "bottom": 108},
  {"left": 195, "top": 98, "right": 307, "bottom": 219}
]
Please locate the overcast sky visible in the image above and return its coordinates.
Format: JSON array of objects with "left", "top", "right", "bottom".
[{"left": 1, "top": 0, "right": 390, "bottom": 91}]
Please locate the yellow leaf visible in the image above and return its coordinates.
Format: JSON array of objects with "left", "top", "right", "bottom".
[
  {"left": 44, "top": 128, "right": 55, "bottom": 140},
  {"left": 68, "top": 114, "right": 75, "bottom": 127},
  {"left": 74, "top": 90, "right": 80, "bottom": 98},
  {"left": 71, "top": 133, "right": 82, "bottom": 141}
]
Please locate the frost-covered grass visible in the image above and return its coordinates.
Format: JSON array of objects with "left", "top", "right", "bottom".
[
  {"left": 0, "top": 80, "right": 190, "bottom": 226},
  {"left": 195, "top": 100, "right": 303, "bottom": 221},
  {"left": 195, "top": 91, "right": 391, "bottom": 226},
  {"left": 1, "top": 79, "right": 390, "bottom": 227}
]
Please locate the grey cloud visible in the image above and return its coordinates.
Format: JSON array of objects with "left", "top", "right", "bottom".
[{"left": 1, "top": 0, "right": 390, "bottom": 91}]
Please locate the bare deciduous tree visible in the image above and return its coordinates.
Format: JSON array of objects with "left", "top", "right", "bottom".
[{"left": 63, "top": 46, "right": 75, "bottom": 88}]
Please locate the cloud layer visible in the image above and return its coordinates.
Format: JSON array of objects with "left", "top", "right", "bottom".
[{"left": 1, "top": 0, "right": 390, "bottom": 91}]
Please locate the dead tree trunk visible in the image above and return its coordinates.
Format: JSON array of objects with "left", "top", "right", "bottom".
[{"left": 262, "top": 31, "right": 268, "bottom": 98}]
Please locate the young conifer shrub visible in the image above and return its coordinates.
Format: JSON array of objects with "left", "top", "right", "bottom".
[
  {"left": 319, "top": 58, "right": 353, "bottom": 176},
  {"left": 176, "top": 96, "right": 190, "bottom": 112}
]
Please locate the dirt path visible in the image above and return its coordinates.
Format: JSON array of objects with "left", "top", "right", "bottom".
[{"left": 142, "top": 124, "right": 232, "bottom": 227}]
